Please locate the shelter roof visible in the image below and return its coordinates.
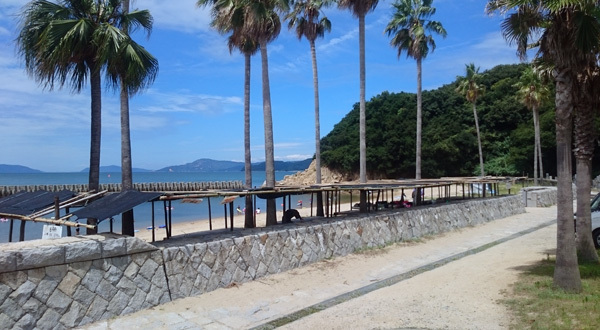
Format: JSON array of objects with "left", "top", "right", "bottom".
[
  {"left": 71, "top": 190, "right": 162, "bottom": 222},
  {"left": 0, "top": 190, "right": 76, "bottom": 216}
]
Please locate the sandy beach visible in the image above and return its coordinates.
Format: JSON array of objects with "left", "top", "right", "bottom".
[{"left": 133, "top": 202, "right": 353, "bottom": 242}]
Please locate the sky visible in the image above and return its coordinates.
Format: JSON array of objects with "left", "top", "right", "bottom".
[{"left": 0, "top": 0, "right": 523, "bottom": 172}]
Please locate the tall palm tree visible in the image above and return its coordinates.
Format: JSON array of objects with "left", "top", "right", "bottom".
[
  {"left": 456, "top": 63, "right": 485, "bottom": 177},
  {"left": 514, "top": 66, "right": 550, "bottom": 185},
  {"left": 286, "top": 0, "right": 331, "bottom": 217},
  {"left": 17, "top": 0, "right": 136, "bottom": 234},
  {"left": 573, "top": 64, "right": 599, "bottom": 263},
  {"left": 384, "top": 0, "right": 446, "bottom": 180},
  {"left": 109, "top": 0, "right": 158, "bottom": 236},
  {"left": 246, "top": 0, "right": 289, "bottom": 225},
  {"left": 338, "top": 0, "right": 379, "bottom": 213},
  {"left": 487, "top": 0, "right": 600, "bottom": 291},
  {"left": 199, "top": 0, "right": 260, "bottom": 228}
]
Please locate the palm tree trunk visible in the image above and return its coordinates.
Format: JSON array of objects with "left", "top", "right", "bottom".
[
  {"left": 244, "top": 52, "right": 254, "bottom": 228},
  {"left": 358, "top": 13, "right": 367, "bottom": 213},
  {"left": 534, "top": 107, "right": 544, "bottom": 180},
  {"left": 415, "top": 57, "right": 422, "bottom": 180},
  {"left": 87, "top": 63, "right": 101, "bottom": 235},
  {"left": 553, "top": 69, "right": 581, "bottom": 292},
  {"left": 532, "top": 106, "right": 539, "bottom": 185},
  {"left": 310, "top": 39, "right": 324, "bottom": 217},
  {"left": 120, "top": 81, "right": 135, "bottom": 236},
  {"left": 260, "top": 41, "right": 277, "bottom": 226},
  {"left": 120, "top": 0, "right": 134, "bottom": 236},
  {"left": 473, "top": 103, "right": 484, "bottom": 177},
  {"left": 576, "top": 158, "right": 598, "bottom": 262},
  {"left": 574, "top": 82, "right": 598, "bottom": 263}
]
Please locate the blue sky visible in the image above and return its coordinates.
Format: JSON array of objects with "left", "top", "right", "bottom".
[{"left": 0, "top": 0, "right": 522, "bottom": 172}]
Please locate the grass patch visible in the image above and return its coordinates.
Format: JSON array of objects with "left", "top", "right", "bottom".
[{"left": 503, "top": 256, "right": 600, "bottom": 329}]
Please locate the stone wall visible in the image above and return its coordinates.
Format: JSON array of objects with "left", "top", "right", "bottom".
[
  {"left": 0, "top": 195, "right": 525, "bottom": 328},
  {"left": 0, "top": 235, "right": 170, "bottom": 329},
  {"left": 161, "top": 195, "right": 525, "bottom": 299},
  {"left": 521, "top": 186, "right": 560, "bottom": 207}
]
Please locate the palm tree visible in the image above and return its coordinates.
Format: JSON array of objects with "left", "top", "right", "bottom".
[
  {"left": 17, "top": 0, "right": 135, "bottom": 234},
  {"left": 338, "top": 0, "right": 379, "bottom": 213},
  {"left": 109, "top": 0, "right": 158, "bottom": 236},
  {"left": 384, "top": 0, "right": 446, "bottom": 180},
  {"left": 286, "top": 0, "right": 331, "bottom": 216},
  {"left": 455, "top": 63, "right": 485, "bottom": 177},
  {"left": 199, "top": 0, "right": 260, "bottom": 228},
  {"left": 245, "top": 0, "right": 289, "bottom": 225},
  {"left": 514, "top": 66, "right": 550, "bottom": 185},
  {"left": 573, "top": 65, "right": 599, "bottom": 263},
  {"left": 486, "top": 0, "right": 600, "bottom": 292}
]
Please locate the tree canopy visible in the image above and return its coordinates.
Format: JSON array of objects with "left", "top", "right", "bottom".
[{"left": 320, "top": 63, "right": 590, "bottom": 179}]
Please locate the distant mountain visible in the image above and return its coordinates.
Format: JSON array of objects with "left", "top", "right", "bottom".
[
  {"left": 157, "top": 158, "right": 313, "bottom": 172},
  {"left": 157, "top": 159, "right": 244, "bottom": 172},
  {"left": 79, "top": 165, "right": 152, "bottom": 173},
  {"left": 0, "top": 164, "right": 43, "bottom": 173},
  {"left": 251, "top": 159, "right": 313, "bottom": 171}
]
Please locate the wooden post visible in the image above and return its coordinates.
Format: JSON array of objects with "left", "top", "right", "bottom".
[
  {"left": 223, "top": 204, "right": 228, "bottom": 229},
  {"left": 208, "top": 197, "right": 212, "bottom": 230},
  {"left": 9, "top": 219, "right": 14, "bottom": 242},
  {"left": 229, "top": 202, "right": 234, "bottom": 231},
  {"left": 163, "top": 200, "right": 169, "bottom": 239},
  {"left": 19, "top": 220, "right": 25, "bottom": 242},
  {"left": 168, "top": 200, "right": 173, "bottom": 238},
  {"left": 151, "top": 201, "right": 156, "bottom": 242}
]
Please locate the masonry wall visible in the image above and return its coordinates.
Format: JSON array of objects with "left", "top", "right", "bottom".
[{"left": 0, "top": 195, "right": 528, "bottom": 328}]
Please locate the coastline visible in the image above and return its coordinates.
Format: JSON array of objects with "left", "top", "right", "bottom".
[{"left": 133, "top": 203, "right": 349, "bottom": 242}]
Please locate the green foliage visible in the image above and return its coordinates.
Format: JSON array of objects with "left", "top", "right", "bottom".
[
  {"left": 321, "top": 63, "right": 569, "bottom": 178},
  {"left": 504, "top": 257, "right": 600, "bottom": 329}
]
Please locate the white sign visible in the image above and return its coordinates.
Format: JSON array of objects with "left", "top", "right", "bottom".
[{"left": 42, "top": 225, "right": 62, "bottom": 239}]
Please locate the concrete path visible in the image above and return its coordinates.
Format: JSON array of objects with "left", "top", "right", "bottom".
[{"left": 80, "top": 206, "right": 558, "bottom": 330}]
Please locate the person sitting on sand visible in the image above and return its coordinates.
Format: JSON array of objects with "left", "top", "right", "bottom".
[
  {"left": 282, "top": 209, "right": 302, "bottom": 223},
  {"left": 236, "top": 206, "right": 243, "bottom": 214}
]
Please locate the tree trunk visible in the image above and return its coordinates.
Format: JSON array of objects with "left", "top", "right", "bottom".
[
  {"left": 260, "top": 41, "right": 277, "bottom": 226},
  {"left": 415, "top": 57, "right": 422, "bottom": 180},
  {"left": 310, "top": 39, "right": 324, "bottom": 217},
  {"left": 244, "top": 52, "right": 254, "bottom": 228},
  {"left": 358, "top": 13, "right": 367, "bottom": 213},
  {"left": 573, "top": 74, "right": 598, "bottom": 263},
  {"left": 534, "top": 107, "right": 544, "bottom": 180},
  {"left": 533, "top": 106, "right": 539, "bottom": 185},
  {"left": 553, "top": 69, "right": 581, "bottom": 292},
  {"left": 87, "top": 63, "right": 101, "bottom": 235},
  {"left": 473, "top": 103, "right": 484, "bottom": 177},
  {"left": 576, "top": 158, "right": 598, "bottom": 262},
  {"left": 120, "top": 0, "right": 134, "bottom": 237}
]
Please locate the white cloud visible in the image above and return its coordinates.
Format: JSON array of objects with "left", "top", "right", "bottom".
[
  {"left": 140, "top": 0, "right": 211, "bottom": 33},
  {"left": 138, "top": 89, "right": 243, "bottom": 115}
]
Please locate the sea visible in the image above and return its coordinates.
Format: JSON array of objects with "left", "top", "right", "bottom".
[{"left": 0, "top": 171, "right": 309, "bottom": 243}]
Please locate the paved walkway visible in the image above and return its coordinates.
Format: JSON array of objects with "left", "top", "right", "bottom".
[{"left": 80, "top": 206, "right": 558, "bottom": 330}]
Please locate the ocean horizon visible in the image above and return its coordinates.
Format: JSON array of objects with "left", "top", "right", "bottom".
[{"left": 0, "top": 171, "right": 310, "bottom": 243}]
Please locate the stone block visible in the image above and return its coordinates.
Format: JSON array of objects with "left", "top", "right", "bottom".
[
  {"left": 47, "top": 288, "right": 73, "bottom": 314},
  {"left": 0, "top": 251, "right": 16, "bottom": 273},
  {"left": 65, "top": 240, "right": 102, "bottom": 263},
  {"left": 101, "top": 238, "right": 127, "bottom": 258},
  {"left": 126, "top": 237, "right": 157, "bottom": 254},
  {"left": 57, "top": 272, "right": 81, "bottom": 296},
  {"left": 16, "top": 246, "right": 65, "bottom": 271}
]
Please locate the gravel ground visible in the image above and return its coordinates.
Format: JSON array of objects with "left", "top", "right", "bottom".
[{"left": 82, "top": 206, "right": 558, "bottom": 330}]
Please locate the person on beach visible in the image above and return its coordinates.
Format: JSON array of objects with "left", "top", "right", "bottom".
[
  {"left": 282, "top": 209, "right": 302, "bottom": 223},
  {"left": 236, "top": 206, "right": 242, "bottom": 214},
  {"left": 256, "top": 208, "right": 261, "bottom": 214}
]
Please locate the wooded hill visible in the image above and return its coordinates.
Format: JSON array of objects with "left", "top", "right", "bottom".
[{"left": 321, "top": 63, "right": 598, "bottom": 179}]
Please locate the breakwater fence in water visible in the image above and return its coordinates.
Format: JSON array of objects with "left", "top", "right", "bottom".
[
  {"left": 0, "top": 191, "right": 558, "bottom": 329},
  {"left": 0, "top": 181, "right": 244, "bottom": 197}
]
